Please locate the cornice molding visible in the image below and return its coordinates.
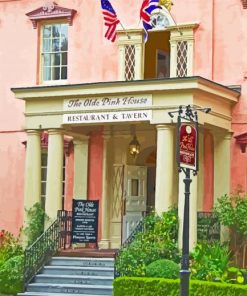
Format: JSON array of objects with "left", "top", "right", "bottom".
[{"left": 26, "top": 1, "right": 77, "bottom": 29}]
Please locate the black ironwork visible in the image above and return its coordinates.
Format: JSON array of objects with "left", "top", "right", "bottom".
[
  {"left": 169, "top": 105, "right": 211, "bottom": 296},
  {"left": 114, "top": 218, "right": 145, "bottom": 278},
  {"left": 197, "top": 211, "right": 220, "bottom": 242},
  {"left": 23, "top": 210, "right": 73, "bottom": 290}
]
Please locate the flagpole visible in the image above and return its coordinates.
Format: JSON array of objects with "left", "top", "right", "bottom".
[{"left": 119, "top": 21, "right": 131, "bottom": 39}]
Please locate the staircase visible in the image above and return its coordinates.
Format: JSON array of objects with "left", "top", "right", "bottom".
[{"left": 18, "top": 256, "right": 114, "bottom": 296}]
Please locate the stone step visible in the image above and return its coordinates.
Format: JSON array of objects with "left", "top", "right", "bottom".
[
  {"left": 27, "top": 283, "right": 113, "bottom": 295},
  {"left": 50, "top": 257, "right": 114, "bottom": 268},
  {"left": 35, "top": 274, "right": 113, "bottom": 286},
  {"left": 42, "top": 265, "right": 114, "bottom": 276}
]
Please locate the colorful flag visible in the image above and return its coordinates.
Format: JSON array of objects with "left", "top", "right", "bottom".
[
  {"left": 101, "top": 0, "right": 120, "bottom": 42},
  {"left": 140, "top": 0, "right": 161, "bottom": 42}
]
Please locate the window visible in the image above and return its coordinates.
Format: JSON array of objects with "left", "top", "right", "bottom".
[
  {"left": 41, "top": 152, "right": 66, "bottom": 210},
  {"left": 41, "top": 23, "right": 68, "bottom": 82},
  {"left": 156, "top": 50, "right": 170, "bottom": 78}
]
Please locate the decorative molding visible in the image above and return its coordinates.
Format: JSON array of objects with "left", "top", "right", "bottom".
[
  {"left": 241, "top": 0, "right": 247, "bottom": 9},
  {"left": 234, "top": 132, "right": 247, "bottom": 153},
  {"left": 26, "top": 1, "right": 77, "bottom": 29}
]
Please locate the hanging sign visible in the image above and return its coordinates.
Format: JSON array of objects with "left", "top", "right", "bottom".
[
  {"left": 178, "top": 123, "right": 198, "bottom": 170},
  {"left": 72, "top": 200, "right": 99, "bottom": 244}
]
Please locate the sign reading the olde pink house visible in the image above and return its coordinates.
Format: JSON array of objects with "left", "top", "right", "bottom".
[{"left": 179, "top": 123, "right": 197, "bottom": 170}]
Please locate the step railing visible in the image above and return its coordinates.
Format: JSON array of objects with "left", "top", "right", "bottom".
[
  {"left": 23, "top": 210, "right": 73, "bottom": 290},
  {"left": 114, "top": 218, "right": 145, "bottom": 278}
]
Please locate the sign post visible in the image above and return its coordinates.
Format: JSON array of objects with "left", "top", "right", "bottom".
[{"left": 168, "top": 105, "right": 211, "bottom": 296}]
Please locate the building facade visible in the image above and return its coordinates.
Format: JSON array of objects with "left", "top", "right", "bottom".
[{"left": 0, "top": 0, "right": 247, "bottom": 249}]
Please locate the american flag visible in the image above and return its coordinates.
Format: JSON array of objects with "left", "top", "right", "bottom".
[
  {"left": 101, "top": 0, "right": 120, "bottom": 42},
  {"left": 140, "top": 0, "right": 161, "bottom": 42}
]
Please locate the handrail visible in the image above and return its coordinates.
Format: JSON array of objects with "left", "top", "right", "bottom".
[
  {"left": 23, "top": 219, "right": 60, "bottom": 289},
  {"left": 114, "top": 218, "right": 145, "bottom": 278}
]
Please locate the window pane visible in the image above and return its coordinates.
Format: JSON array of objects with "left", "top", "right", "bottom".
[
  {"left": 52, "top": 39, "right": 60, "bottom": 52},
  {"left": 43, "top": 25, "right": 51, "bottom": 38},
  {"left": 41, "top": 154, "right": 47, "bottom": 166},
  {"left": 61, "top": 53, "right": 67, "bottom": 66},
  {"left": 61, "top": 37, "right": 68, "bottom": 51},
  {"left": 131, "top": 179, "right": 139, "bottom": 196},
  {"left": 53, "top": 53, "right": 61, "bottom": 66},
  {"left": 43, "top": 54, "right": 51, "bottom": 66},
  {"left": 41, "top": 168, "right": 47, "bottom": 180},
  {"left": 43, "top": 39, "right": 51, "bottom": 52},
  {"left": 61, "top": 67, "right": 67, "bottom": 79},
  {"left": 41, "top": 182, "right": 46, "bottom": 195},
  {"left": 61, "top": 24, "right": 68, "bottom": 38},
  {"left": 51, "top": 67, "right": 60, "bottom": 80},
  {"left": 52, "top": 25, "right": 60, "bottom": 37},
  {"left": 43, "top": 67, "right": 51, "bottom": 81}
]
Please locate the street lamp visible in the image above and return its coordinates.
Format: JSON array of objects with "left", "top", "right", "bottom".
[{"left": 168, "top": 105, "right": 211, "bottom": 296}]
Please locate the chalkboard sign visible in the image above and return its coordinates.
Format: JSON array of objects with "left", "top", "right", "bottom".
[
  {"left": 197, "top": 212, "right": 220, "bottom": 242},
  {"left": 72, "top": 200, "right": 99, "bottom": 244}
]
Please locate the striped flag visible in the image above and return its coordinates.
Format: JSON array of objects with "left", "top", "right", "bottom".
[
  {"left": 101, "top": 0, "right": 120, "bottom": 42},
  {"left": 140, "top": 0, "right": 161, "bottom": 42}
]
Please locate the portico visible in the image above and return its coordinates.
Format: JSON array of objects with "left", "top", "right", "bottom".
[{"left": 12, "top": 77, "right": 239, "bottom": 249}]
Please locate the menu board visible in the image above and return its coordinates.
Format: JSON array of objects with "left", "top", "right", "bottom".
[{"left": 72, "top": 200, "right": 99, "bottom": 243}]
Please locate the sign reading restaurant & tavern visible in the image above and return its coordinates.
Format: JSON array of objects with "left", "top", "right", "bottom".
[
  {"left": 72, "top": 200, "right": 99, "bottom": 243},
  {"left": 63, "top": 94, "right": 152, "bottom": 124}
]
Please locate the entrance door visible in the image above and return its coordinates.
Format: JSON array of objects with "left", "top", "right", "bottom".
[{"left": 122, "top": 165, "right": 147, "bottom": 242}]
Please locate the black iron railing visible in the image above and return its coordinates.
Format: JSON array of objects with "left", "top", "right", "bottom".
[
  {"left": 23, "top": 210, "right": 73, "bottom": 290},
  {"left": 114, "top": 218, "right": 145, "bottom": 278},
  {"left": 23, "top": 219, "right": 60, "bottom": 288}
]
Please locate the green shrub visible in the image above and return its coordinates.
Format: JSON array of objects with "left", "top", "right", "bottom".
[
  {"left": 0, "top": 255, "right": 24, "bottom": 295},
  {"left": 114, "top": 277, "right": 247, "bottom": 296},
  {"left": 146, "top": 259, "right": 179, "bottom": 279},
  {"left": 115, "top": 208, "right": 179, "bottom": 277},
  {"left": 190, "top": 241, "right": 230, "bottom": 281},
  {"left": 0, "top": 230, "right": 23, "bottom": 267},
  {"left": 24, "top": 202, "right": 49, "bottom": 246}
]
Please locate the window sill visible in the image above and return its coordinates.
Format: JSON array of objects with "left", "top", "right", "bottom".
[{"left": 40, "top": 80, "right": 69, "bottom": 86}]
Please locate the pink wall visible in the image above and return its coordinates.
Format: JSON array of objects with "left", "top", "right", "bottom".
[
  {"left": 1, "top": 0, "right": 247, "bottom": 235},
  {"left": 87, "top": 130, "right": 104, "bottom": 241}
]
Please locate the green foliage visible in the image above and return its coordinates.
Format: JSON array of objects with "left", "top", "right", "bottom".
[
  {"left": 145, "top": 259, "right": 179, "bottom": 279},
  {"left": 0, "top": 230, "right": 23, "bottom": 267},
  {"left": 221, "top": 267, "right": 247, "bottom": 285},
  {"left": 114, "top": 277, "right": 247, "bottom": 296},
  {"left": 0, "top": 255, "right": 24, "bottom": 295},
  {"left": 115, "top": 208, "right": 179, "bottom": 277},
  {"left": 190, "top": 241, "right": 230, "bottom": 281},
  {"left": 24, "top": 202, "right": 49, "bottom": 246},
  {"left": 214, "top": 194, "right": 247, "bottom": 236}
]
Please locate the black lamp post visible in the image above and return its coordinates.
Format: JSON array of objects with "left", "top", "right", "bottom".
[{"left": 168, "top": 105, "right": 211, "bottom": 296}]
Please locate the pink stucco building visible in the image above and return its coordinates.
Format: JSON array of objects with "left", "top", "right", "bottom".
[{"left": 0, "top": 0, "right": 246, "bottom": 249}]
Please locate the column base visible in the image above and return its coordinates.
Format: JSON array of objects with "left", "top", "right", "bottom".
[{"left": 98, "top": 239, "right": 110, "bottom": 249}]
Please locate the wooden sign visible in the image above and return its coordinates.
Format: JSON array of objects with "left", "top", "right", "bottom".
[
  {"left": 72, "top": 200, "right": 99, "bottom": 244},
  {"left": 178, "top": 123, "right": 198, "bottom": 170}
]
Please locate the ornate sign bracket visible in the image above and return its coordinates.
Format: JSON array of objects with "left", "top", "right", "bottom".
[{"left": 26, "top": 2, "right": 77, "bottom": 29}]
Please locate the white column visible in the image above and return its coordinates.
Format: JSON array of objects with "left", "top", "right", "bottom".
[
  {"left": 24, "top": 130, "right": 41, "bottom": 223},
  {"left": 155, "top": 125, "right": 175, "bottom": 214},
  {"left": 99, "top": 134, "right": 111, "bottom": 249},
  {"left": 45, "top": 129, "right": 64, "bottom": 222},
  {"left": 214, "top": 132, "right": 231, "bottom": 242},
  {"left": 73, "top": 137, "right": 89, "bottom": 199},
  {"left": 169, "top": 40, "right": 177, "bottom": 78}
]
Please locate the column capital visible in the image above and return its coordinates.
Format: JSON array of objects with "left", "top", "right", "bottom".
[
  {"left": 26, "top": 129, "right": 41, "bottom": 136},
  {"left": 156, "top": 124, "right": 174, "bottom": 131},
  {"left": 47, "top": 129, "right": 64, "bottom": 136},
  {"left": 73, "top": 136, "right": 89, "bottom": 146}
]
